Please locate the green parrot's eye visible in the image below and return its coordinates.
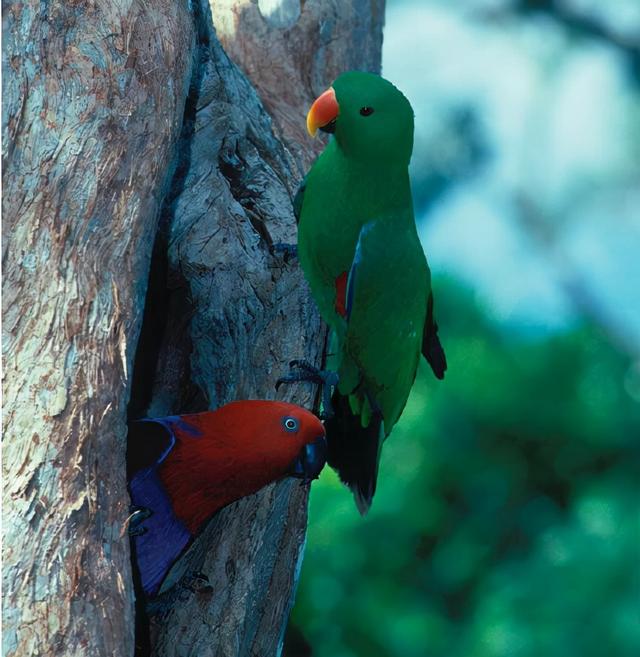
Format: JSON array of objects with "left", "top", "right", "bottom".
[
  {"left": 359, "top": 107, "right": 374, "bottom": 116},
  {"left": 282, "top": 417, "right": 299, "bottom": 433}
]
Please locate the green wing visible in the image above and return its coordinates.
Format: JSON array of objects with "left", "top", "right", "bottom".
[{"left": 338, "top": 215, "right": 430, "bottom": 434}]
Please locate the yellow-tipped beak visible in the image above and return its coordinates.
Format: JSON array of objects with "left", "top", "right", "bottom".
[{"left": 306, "top": 87, "right": 339, "bottom": 137}]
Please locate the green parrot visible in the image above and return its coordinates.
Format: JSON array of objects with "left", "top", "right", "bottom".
[{"left": 293, "top": 71, "right": 446, "bottom": 513}]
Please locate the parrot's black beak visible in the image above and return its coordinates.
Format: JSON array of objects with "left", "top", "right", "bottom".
[
  {"left": 289, "top": 436, "right": 327, "bottom": 482},
  {"left": 319, "top": 119, "right": 336, "bottom": 134}
]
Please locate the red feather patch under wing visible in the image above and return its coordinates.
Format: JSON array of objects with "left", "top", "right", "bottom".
[{"left": 335, "top": 272, "right": 348, "bottom": 318}]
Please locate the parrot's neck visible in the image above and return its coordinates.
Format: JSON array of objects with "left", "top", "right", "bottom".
[{"left": 331, "top": 142, "right": 413, "bottom": 216}]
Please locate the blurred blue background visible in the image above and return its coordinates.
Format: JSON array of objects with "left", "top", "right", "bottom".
[{"left": 285, "top": 1, "right": 640, "bottom": 656}]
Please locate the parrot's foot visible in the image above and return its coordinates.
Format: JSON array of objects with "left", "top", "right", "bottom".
[
  {"left": 276, "top": 359, "right": 339, "bottom": 420},
  {"left": 272, "top": 242, "right": 298, "bottom": 260},
  {"left": 128, "top": 506, "right": 153, "bottom": 536}
]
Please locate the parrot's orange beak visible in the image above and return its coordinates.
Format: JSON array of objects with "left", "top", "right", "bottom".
[{"left": 306, "top": 87, "right": 339, "bottom": 137}]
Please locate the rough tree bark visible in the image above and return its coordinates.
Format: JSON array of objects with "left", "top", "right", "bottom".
[
  {"left": 2, "top": 1, "right": 384, "bottom": 656},
  {"left": 2, "top": 2, "right": 194, "bottom": 656}
]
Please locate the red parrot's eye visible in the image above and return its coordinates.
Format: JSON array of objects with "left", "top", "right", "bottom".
[
  {"left": 282, "top": 417, "right": 299, "bottom": 433},
  {"left": 359, "top": 107, "right": 374, "bottom": 116}
]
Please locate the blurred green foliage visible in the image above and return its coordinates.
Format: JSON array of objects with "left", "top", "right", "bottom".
[
  {"left": 286, "top": 280, "right": 640, "bottom": 657},
  {"left": 285, "top": 0, "right": 640, "bottom": 652}
]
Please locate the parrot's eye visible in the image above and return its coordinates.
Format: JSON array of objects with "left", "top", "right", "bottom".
[
  {"left": 359, "top": 106, "right": 374, "bottom": 116},
  {"left": 282, "top": 417, "right": 299, "bottom": 433}
]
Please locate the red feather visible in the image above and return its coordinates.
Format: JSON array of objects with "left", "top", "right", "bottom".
[
  {"left": 157, "top": 401, "right": 324, "bottom": 533},
  {"left": 334, "top": 271, "right": 348, "bottom": 318}
]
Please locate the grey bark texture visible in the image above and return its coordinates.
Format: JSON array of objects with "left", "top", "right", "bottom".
[
  {"left": 2, "top": 0, "right": 384, "bottom": 656},
  {"left": 2, "top": 2, "right": 194, "bottom": 656}
]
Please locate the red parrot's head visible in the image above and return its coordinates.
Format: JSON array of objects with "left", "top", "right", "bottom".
[
  {"left": 128, "top": 401, "right": 327, "bottom": 591},
  {"left": 148, "top": 400, "right": 327, "bottom": 533},
  {"left": 219, "top": 400, "right": 327, "bottom": 482},
  {"left": 160, "top": 399, "right": 327, "bottom": 498}
]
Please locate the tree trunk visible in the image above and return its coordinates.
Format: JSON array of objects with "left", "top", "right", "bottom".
[
  {"left": 2, "top": 1, "right": 384, "bottom": 656},
  {"left": 2, "top": 2, "right": 194, "bottom": 656}
]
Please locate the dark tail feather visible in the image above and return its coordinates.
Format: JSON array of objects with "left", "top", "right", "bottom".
[
  {"left": 423, "top": 325, "right": 446, "bottom": 380},
  {"left": 422, "top": 293, "right": 447, "bottom": 380},
  {"left": 324, "top": 392, "right": 383, "bottom": 514}
]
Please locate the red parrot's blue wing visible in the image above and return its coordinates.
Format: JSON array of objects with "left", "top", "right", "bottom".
[
  {"left": 129, "top": 465, "right": 192, "bottom": 596},
  {"left": 127, "top": 417, "right": 203, "bottom": 596}
]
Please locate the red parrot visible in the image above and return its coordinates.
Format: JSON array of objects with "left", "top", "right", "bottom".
[{"left": 127, "top": 400, "right": 327, "bottom": 596}]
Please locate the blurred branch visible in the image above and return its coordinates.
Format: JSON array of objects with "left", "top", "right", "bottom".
[
  {"left": 515, "top": 194, "right": 639, "bottom": 359},
  {"left": 481, "top": 0, "right": 640, "bottom": 80}
]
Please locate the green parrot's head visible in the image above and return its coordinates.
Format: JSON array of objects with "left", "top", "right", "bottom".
[{"left": 306, "top": 71, "right": 414, "bottom": 165}]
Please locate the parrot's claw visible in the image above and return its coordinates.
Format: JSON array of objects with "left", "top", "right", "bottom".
[
  {"left": 128, "top": 506, "right": 152, "bottom": 536},
  {"left": 276, "top": 360, "right": 339, "bottom": 419}
]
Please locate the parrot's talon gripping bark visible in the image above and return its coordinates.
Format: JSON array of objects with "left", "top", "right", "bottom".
[
  {"left": 127, "top": 506, "right": 152, "bottom": 536},
  {"left": 287, "top": 359, "right": 315, "bottom": 371},
  {"left": 276, "top": 360, "right": 339, "bottom": 418}
]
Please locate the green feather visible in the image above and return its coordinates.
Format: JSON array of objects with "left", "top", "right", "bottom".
[{"left": 297, "top": 71, "right": 445, "bottom": 509}]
